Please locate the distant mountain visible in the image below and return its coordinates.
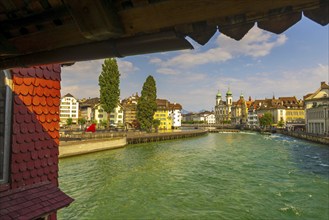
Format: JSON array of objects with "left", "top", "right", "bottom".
[
  {"left": 198, "top": 109, "right": 208, "bottom": 113},
  {"left": 181, "top": 109, "right": 190, "bottom": 114}
]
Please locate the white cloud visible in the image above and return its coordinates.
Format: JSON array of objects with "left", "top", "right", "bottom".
[
  {"left": 149, "top": 58, "right": 162, "bottom": 64},
  {"left": 150, "top": 26, "right": 287, "bottom": 71},
  {"left": 157, "top": 68, "right": 179, "bottom": 75},
  {"left": 117, "top": 60, "right": 139, "bottom": 78},
  {"left": 214, "top": 64, "right": 328, "bottom": 100}
]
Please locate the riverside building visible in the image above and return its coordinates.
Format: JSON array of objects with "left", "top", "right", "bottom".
[
  {"left": 215, "top": 88, "right": 233, "bottom": 124},
  {"left": 304, "top": 82, "right": 329, "bottom": 135},
  {"left": 60, "top": 93, "right": 79, "bottom": 125}
]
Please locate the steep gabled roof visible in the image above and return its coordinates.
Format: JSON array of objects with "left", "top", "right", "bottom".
[{"left": 304, "top": 82, "right": 329, "bottom": 100}]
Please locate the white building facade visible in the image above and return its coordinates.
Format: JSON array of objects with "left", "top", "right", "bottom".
[
  {"left": 304, "top": 82, "right": 329, "bottom": 135},
  {"left": 170, "top": 103, "right": 182, "bottom": 128},
  {"left": 94, "top": 103, "right": 124, "bottom": 127},
  {"left": 60, "top": 93, "right": 79, "bottom": 124}
]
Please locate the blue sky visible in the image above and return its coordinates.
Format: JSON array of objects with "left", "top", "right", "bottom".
[{"left": 61, "top": 17, "right": 328, "bottom": 112}]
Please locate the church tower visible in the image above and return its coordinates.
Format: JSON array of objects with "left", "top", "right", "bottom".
[
  {"left": 226, "top": 87, "right": 232, "bottom": 106},
  {"left": 216, "top": 90, "right": 222, "bottom": 105}
]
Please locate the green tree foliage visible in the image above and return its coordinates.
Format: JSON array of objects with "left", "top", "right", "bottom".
[
  {"left": 99, "top": 58, "right": 120, "bottom": 128},
  {"left": 100, "top": 120, "right": 108, "bottom": 128},
  {"left": 277, "top": 119, "right": 285, "bottom": 128},
  {"left": 152, "top": 119, "right": 161, "bottom": 132},
  {"left": 137, "top": 75, "right": 157, "bottom": 132},
  {"left": 66, "top": 118, "right": 73, "bottom": 126},
  {"left": 78, "top": 118, "right": 86, "bottom": 125},
  {"left": 259, "top": 112, "right": 273, "bottom": 127}
]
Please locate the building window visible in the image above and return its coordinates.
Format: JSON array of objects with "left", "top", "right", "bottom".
[{"left": 0, "top": 70, "right": 12, "bottom": 184}]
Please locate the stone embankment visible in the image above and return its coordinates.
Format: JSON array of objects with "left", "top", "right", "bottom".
[
  {"left": 207, "top": 129, "right": 240, "bottom": 133},
  {"left": 277, "top": 130, "right": 329, "bottom": 145},
  {"left": 126, "top": 130, "right": 207, "bottom": 144},
  {"left": 59, "top": 137, "right": 127, "bottom": 158},
  {"left": 59, "top": 130, "right": 207, "bottom": 158}
]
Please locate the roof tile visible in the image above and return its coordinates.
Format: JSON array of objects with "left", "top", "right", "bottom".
[
  {"left": 20, "top": 123, "right": 28, "bottom": 134},
  {"left": 27, "top": 160, "right": 34, "bottom": 170},
  {"left": 53, "top": 64, "right": 61, "bottom": 73},
  {"left": 35, "top": 68, "right": 43, "bottom": 78},
  {"left": 18, "top": 68, "right": 28, "bottom": 77},
  {"left": 27, "top": 68, "right": 36, "bottom": 77},
  {"left": 39, "top": 79, "right": 48, "bottom": 88},
  {"left": 43, "top": 69, "right": 51, "bottom": 80},
  {"left": 30, "top": 169, "right": 38, "bottom": 178},
  {"left": 23, "top": 134, "right": 32, "bottom": 143},
  {"left": 11, "top": 163, "right": 19, "bottom": 174},
  {"left": 22, "top": 171, "right": 30, "bottom": 180},
  {"left": 31, "top": 151, "right": 38, "bottom": 160},
  {"left": 12, "top": 143, "right": 20, "bottom": 154},
  {"left": 14, "top": 95, "right": 23, "bottom": 105},
  {"left": 15, "top": 135, "right": 25, "bottom": 144},
  {"left": 28, "top": 123, "right": 35, "bottom": 133},
  {"left": 46, "top": 96, "right": 54, "bottom": 106},
  {"left": 23, "top": 95, "right": 32, "bottom": 106},
  {"left": 32, "top": 105, "right": 43, "bottom": 115},
  {"left": 15, "top": 113, "right": 25, "bottom": 124},
  {"left": 34, "top": 160, "right": 41, "bottom": 169},
  {"left": 23, "top": 77, "right": 33, "bottom": 86},
  {"left": 14, "top": 77, "right": 24, "bottom": 85},
  {"left": 12, "top": 124, "right": 20, "bottom": 135},
  {"left": 19, "top": 163, "right": 27, "bottom": 172},
  {"left": 40, "top": 96, "right": 47, "bottom": 106}
]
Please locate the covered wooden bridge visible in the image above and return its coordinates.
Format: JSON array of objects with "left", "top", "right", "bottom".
[{"left": 0, "top": 1, "right": 327, "bottom": 220}]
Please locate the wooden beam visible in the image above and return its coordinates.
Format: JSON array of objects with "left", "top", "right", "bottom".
[
  {"left": 118, "top": 0, "right": 322, "bottom": 34},
  {"left": 8, "top": 23, "right": 90, "bottom": 54},
  {"left": 64, "top": 0, "right": 124, "bottom": 40}
]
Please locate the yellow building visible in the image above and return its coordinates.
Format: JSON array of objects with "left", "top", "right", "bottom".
[
  {"left": 154, "top": 99, "right": 172, "bottom": 130},
  {"left": 285, "top": 108, "right": 305, "bottom": 123}
]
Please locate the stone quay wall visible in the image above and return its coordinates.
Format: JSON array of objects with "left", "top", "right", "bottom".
[{"left": 277, "top": 130, "right": 329, "bottom": 146}]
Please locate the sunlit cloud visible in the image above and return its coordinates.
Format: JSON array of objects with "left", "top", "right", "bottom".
[
  {"left": 117, "top": 60, "right": 139, "bottom": 78},
  {"left": 150, "top": 26, "right": 287, "bottom": 70}
]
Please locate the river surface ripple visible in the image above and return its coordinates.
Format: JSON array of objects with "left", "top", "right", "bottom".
[{"left": 58, "top": 133, "right": 329, "bottom": 220}]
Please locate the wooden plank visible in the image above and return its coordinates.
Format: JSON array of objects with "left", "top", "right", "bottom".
[
  {"left": 8, "top": 23, "right": 90, "bottom": 53},
  {"left": 118, "top": 0, "right": 321, "bottom": 34},
  {"left": 64, "top": 0, "right": 123, "bottom": 40}
]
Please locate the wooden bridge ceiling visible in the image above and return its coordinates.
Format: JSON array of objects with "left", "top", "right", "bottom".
[{"left": 0, "top": 0, "right": 328, "bottom": 69}]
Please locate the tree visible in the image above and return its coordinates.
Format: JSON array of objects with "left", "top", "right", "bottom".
[
  {"left": 259, "top": 112, "right": 273, "bottom": 128},
  {"left": 100, "top": 120, "right": 108, "bottom": 128},
  {"left": 137, "top": 75, "right": 157, "bottom": 132},
  {"left": 277, "top": 119, "right": 285, "bottom": 128},
  {"left": 153, "top": 119, "right": 161, "bottom": 132},
  {"left": 78, "top": 118, "right": 86, "bottom": 125},
  {"left": 78, "top": 118, "right": 87, "bottom": 130},
  {"left": 66, "top": 118, "right": 73, "bottom": 126},
  {"left": 66, "top": 118, "right": 73, "bottom": 130},
  {"left": 99, "top": 58, "right": 120, "bottom": 129}
]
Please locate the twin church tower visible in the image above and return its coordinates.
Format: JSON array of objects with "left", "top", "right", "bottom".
[{"left": 215, "top": 87, "right": 248, "bottom": 124}]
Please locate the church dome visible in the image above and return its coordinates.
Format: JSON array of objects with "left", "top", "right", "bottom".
[
  {"left": 226, "top": 88, "right": 232, "bottom": 96},
  {"left": 216, "top": 90, "right": 222, "bottom": 98}
]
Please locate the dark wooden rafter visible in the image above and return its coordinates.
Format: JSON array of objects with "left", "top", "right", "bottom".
[
  {"left": 0, "top": 0, "right": 327, "bottom": 69},
  {"left": 304, "top": 1, "right": 329, "bottom": 25},
  {"left": 117, "top": 0, "right": 325, "bottom": 34},
  {"left": 63, "top": 0, "right": 123, "bottom": 40}
]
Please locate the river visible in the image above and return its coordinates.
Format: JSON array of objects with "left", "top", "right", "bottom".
[{"left": 58, "top": 132, "right": 329, "bottom": 220}]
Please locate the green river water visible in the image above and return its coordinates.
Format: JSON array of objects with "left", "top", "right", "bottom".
[{"left": 58, "top": 132, "right": 329, "bottom": 220}]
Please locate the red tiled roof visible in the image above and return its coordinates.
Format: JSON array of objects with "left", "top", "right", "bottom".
[
  {"left": 2, "top": 64, "right": 73, "bottom": 219},
  {"left": 0, "top": 181, "right": 73, "bottom": 220},
  {"left": 10, "top": 65, "right": 62, "bottom": 189}
]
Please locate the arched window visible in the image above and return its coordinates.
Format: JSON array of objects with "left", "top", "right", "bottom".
[{"left": 0, "top": 70, "right": 12, "bottom": 184}]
